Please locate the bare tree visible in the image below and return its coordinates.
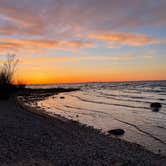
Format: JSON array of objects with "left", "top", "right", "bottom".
[{"left": 0, "top": 54, "right": 18, "bottom": 86}]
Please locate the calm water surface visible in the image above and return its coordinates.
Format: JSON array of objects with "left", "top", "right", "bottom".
[{"left": 28, "top": 81, "right": 166, "bottom": 155}]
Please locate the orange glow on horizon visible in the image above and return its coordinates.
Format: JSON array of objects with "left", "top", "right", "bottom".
[{"left": 13, "top": 69, "right": 166, "bottom": 85}]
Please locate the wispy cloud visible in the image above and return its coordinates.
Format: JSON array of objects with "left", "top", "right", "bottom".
[
  {"left": 0, "top": 0, "right": 166, "bottom": 38},
  {"left": 63, "top": 40, "right": 95, "bottom": 49},
  {"left": 0, "top": 38, "right": 60, "bottom": 53},
  {"left": 0, "top": 0, "right": 44, "bottom": 36},
  {"left": 0, "top": 38, "right": 95, "bottom": 53},
  {"left": 90, "top": 32, "right": 160, "bottom": 47},
  {"left": 17, "top": 54, "right": 153, "bottom": 65}
]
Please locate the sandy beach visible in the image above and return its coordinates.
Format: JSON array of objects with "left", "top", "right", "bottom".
[{"left": 0, "top": 93, "right": 166, "bottom": 166}]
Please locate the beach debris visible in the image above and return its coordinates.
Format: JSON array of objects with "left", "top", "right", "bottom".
[
  {"left": 60, "top": 96, "right": 65, "bottom": 99},
  {"left": 108, "top": 129, "right": 125, "bottom": 136},
  {"left": 150, "top": 102, "right": 162, "bottom": 112}
]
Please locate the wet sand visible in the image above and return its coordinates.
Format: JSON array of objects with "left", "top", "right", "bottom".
[{"left": 0, "top": 96, "right": 166, "bottom": 165}]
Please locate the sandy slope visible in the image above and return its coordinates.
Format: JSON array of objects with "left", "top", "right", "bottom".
[{"left": 0, "top": 98, "right": 166, "bottom": 166}]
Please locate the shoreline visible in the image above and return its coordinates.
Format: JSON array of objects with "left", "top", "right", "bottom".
[
  {"left": 17, "top": 92, "right": 166, "bottom": 156},
  {"left": 0, "top": 90, "right": 166, "bottom": 165}
]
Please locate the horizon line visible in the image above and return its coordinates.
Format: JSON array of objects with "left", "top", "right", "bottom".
[{"left": 20, "top": 79, "right": 166, "bottom": 86}]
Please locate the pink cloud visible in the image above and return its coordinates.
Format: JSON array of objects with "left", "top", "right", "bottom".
[
  {"left": 0, "top": 0, "right": 165, "bottom": 38},
  {"left": 90, "top": 32, "right": 160, "bottom": 47},
  {"left": 0, "top": 38, "right": 95, "bottom": 53}
]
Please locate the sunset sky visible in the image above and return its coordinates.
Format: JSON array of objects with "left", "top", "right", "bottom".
[{"left": 0, "top": 0, "right": 166, "bottom": 84}]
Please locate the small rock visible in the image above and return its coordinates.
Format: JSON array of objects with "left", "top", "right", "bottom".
[
  {"left": 150, "top": 102, "right": 162, "bottom": 112},
  {"left": 159, "top": 98, "right": 164, "bottom": 101},
  {"left": 60, "top": 96, "right": 65, "bottom": 99},
  {"left": 108, "top": 129, "right": 125, "bottom": 136}
]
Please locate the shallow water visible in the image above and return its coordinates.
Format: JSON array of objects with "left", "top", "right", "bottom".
[{"left": 29, "top": 81, "right": 166, "bottom": 155}]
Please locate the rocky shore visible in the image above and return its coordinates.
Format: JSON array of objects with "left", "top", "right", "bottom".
[{"left": 0, "top": 92, "right": 166, "bottom": 165}]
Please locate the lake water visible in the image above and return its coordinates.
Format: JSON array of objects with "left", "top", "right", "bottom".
[{"left": 29, "top": 81, "right": 166, "bottom": 155}]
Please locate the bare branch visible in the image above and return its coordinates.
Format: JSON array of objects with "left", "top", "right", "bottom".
[{"left": 0, "top": 54, "right": 19, "bottom": 86}]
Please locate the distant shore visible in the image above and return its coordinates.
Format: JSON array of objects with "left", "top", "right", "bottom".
[{"left": 0, "top": 88, "right": 166, "bottom": 166}]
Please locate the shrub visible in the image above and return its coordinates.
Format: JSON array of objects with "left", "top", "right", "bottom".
[{"left": 0, "top": 54, "right": 18, "bottom": 99}]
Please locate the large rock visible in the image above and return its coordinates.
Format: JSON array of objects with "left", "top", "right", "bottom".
[
  {"left": 150, "top": 102, "right": 162, "bottom": 112},
  {"left": 108, "top": 129, "right": 125, "bottom": 136}
]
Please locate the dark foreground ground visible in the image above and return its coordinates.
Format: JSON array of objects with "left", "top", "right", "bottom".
[{"left": 0, "top": 98, "right": 166, "bottom": 166}]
